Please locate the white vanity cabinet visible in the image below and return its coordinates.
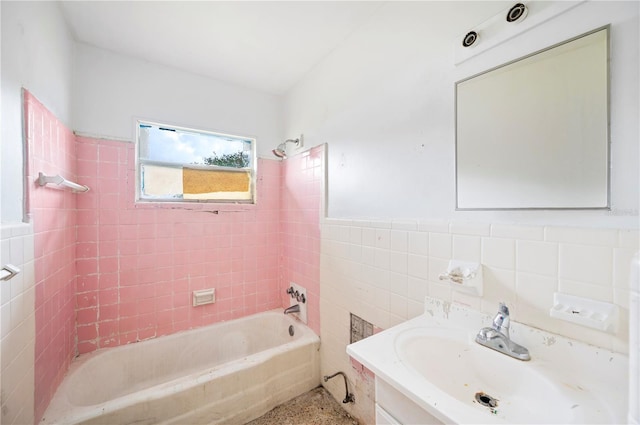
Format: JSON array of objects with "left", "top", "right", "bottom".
[
  {"left": 374, "top": 404, "right": 399, "bottom": 425},
  {"left": 375, "top": 378, "right": 444, "bottom": 425}
]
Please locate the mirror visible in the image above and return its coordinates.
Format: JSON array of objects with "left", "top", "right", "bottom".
[{"left": 455, "top": 27, "right": 609, "bottom": 210}]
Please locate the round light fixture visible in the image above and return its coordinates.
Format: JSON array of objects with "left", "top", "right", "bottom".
[
  {"left": 506, "top": 3, "right": 528, "bottom": 23},
  {"left": 462, "top": 31, "right": 479, "bottom": 48}
]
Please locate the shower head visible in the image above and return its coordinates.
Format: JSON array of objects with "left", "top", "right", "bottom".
[
  {"left": 272, "top": 138, "right": 300, "bottom": 159},
  {"left": 272, "top": 144, "right": 287, "bottom": 158}
]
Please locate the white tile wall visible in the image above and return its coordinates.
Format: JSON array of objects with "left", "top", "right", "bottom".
[
  {"left": 0, "top": 223, "right": 36, "bottom": 425},
  {"left": 481, "top": 237, "right": 515, "bottom": 269},
  {"left": 428, "top": 232, "right": 449, "bottom": 258},
  {"left": 320, "top": 218, "right": 639, "bottom": 422},
  {"left": 491, "top": 223, "right": 544, "bottom": 240},
  {"left": 559, "top": 244, "right": 613, "bottom": 285},
  {"left": 452, "top": 235, "right": 482, "bottom": 262},
  {"left": 516, "top": 240, "right": 558, "bottom": 276},
  {"left": 408, "top": 232, "right": 428, "bottom": 256}
]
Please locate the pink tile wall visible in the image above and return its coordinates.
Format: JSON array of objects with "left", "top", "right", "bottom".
[
  {"left": 24, "top": 91, "right": 324, "bottom": 422},
  {"left": 280, "top": 145, "right": 324, "bottom": 335},
  {"left": 24, "top": 91, "right": 78, "bottom": 423},
  {"left": 74, "top": 137, "right": 282, "bottom": 353}
]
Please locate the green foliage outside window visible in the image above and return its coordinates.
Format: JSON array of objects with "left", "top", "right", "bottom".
[{"left": 202, "top": 151, "right": 250, "bottom": 168}]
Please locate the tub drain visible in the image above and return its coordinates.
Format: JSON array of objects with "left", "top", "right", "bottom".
[
  {"left": 475, "top": 392, "right": 498, "bottom": 408},
  {"left": 288, "top": 325, "right": 295, "bottom": 336}
]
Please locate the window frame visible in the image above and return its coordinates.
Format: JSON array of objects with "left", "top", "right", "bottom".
[{"left": 135, "top": 119, "right": 257, "bottom": 205}]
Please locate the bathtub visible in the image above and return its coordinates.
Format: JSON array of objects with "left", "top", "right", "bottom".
[{"left": 42, "top": 310, "right": 320, "bottom": 425}]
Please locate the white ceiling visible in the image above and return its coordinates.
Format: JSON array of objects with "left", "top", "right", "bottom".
[{"left": 59, "top": 1, "right": 383, "bottom": 96}]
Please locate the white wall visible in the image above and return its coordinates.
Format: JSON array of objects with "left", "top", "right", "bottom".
[
  {"left": 1, "top": 1, "right": 74, "bottom": 223},
  {"left": 72, "top": 43, "right": 283, "bottom": 158},
  {"left": 282, "top": 2, "right": 638, "bottom": 421},
  {"left": 1, "top": 3, "right": 73, "bottom": 422},
  {"left": 284, "top": 1, "right": 639, "bottom": 229}
]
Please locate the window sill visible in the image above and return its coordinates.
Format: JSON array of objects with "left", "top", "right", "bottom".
[{"left": 133, "top": 199, "right": 257, "bottom": 213}]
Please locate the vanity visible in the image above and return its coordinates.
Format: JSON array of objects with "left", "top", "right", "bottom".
[{"left": 346, "top": 297, "right": 628, "bottom": 424}]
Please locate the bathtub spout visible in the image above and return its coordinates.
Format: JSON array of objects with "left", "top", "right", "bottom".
[{"left": 284, "top": 304, "right": 300, "bottom": 314}]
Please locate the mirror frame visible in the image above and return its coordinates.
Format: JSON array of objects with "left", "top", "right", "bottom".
[{"left": 454, "top": 26, "right": 611, "bottom": 211}]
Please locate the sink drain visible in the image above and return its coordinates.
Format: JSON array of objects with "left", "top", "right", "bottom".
[{"left": 475, "top": 392, "right": 498, "bottom": 408}]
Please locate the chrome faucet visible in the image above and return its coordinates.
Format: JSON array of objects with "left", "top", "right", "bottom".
[
  {"left": 492, "top": 302, "right": 511, "bottom": 338},
  {"left": 475, "top": 302, "right": 530, "bottom": 361},
  {"left": 284, "top": 304, "right": 300, "bottom": 314}
]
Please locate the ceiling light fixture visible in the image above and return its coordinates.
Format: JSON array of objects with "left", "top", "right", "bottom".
[
  {"left": 506, "top": 3, "right": 528, "bottom": 23},
  {"left": 462, "top": 31, "right": 479, "bottom": 48}
]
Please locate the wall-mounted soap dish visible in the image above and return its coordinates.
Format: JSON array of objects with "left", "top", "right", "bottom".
[
  {"left": 193, "top": 288, "right": 215, "bottom": 307},
  {"left": 439, "top": 260, "right": 483, "bottom": 297},
  {"left": 549, "top": 292, "right": 619, "bottom": 334}
]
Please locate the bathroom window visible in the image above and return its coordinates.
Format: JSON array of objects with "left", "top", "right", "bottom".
[{"left": 136, "top": 121, "right": 256, "bottom": 203}]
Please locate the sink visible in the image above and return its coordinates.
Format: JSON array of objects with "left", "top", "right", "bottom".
[
  {"left": 347, "top": 298, "right": 628, "bottom": 424},
  {"left": 394, "top": 327, "right": 604, "bottom": 424}
]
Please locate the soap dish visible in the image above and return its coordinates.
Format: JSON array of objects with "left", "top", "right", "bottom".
[
  {"left": 549, "top": 292, "right": 618, "bottom": 334},
  {"left": 438, "top": 260, "right": 483, "bottom": 297}
]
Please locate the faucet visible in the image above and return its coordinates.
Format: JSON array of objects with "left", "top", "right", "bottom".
[
  {"left": 284, "top": 304, "right": 300, "bottom": 314},
  {"left": 475, "top": 302, "right": 530, "bottom": 361}
]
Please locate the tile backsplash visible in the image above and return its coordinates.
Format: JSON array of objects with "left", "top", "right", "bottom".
[
  {"left": 322, "top": 219, "right": 637, "bottom": 352},
  {"left": 320, "top": 218, "right": 638, "bottom": 422}
]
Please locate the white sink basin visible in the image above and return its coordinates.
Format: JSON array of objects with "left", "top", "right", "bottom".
[
  {"left": 347, "top": 298, "right": 628, "bottom": 424},
  {"left": 395, "top": 327, "right": 606, "bottom": 424}
]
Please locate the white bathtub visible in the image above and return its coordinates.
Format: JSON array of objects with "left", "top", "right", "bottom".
[{"left": 42, "top": 310, "right": 320, "bottom": 425}]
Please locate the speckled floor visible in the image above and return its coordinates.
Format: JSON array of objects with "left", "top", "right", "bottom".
[{"left": 245, "top": 386, "right": 360, "bottom": 425}]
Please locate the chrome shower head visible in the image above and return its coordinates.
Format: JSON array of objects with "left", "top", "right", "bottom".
[
  {"left": 272, "top": 144, "right": 287, "bottom": 159},
  {"left": 272, "top": 138, "right": 300, "bottom": 159}
]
